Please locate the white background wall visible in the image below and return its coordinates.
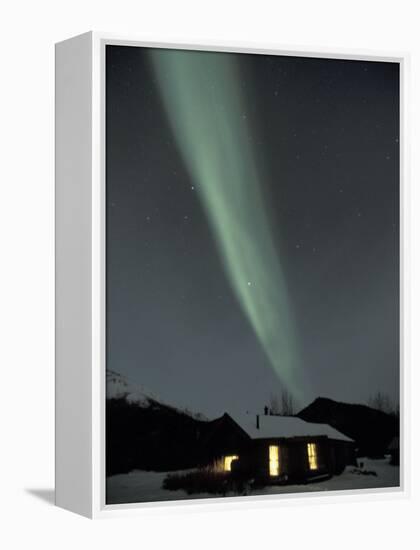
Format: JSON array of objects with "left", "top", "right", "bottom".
[{"left": 1, "top": 0, "right": 419, "bottom": 547}]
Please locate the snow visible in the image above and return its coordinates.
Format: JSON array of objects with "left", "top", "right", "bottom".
[
  {"left": 257, "top": 457, "right": 399, "bottom": 496},
  {"left": 106, "top": 470, "right": 214, "bottom": 504},
  {"left": 106, "top": 458, "right": 399, "bottom": 505},
  {"left": 231, "top": 412, "right": 353, "bottom": 442}
]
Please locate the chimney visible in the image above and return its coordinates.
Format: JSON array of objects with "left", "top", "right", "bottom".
[{"left": 256, "top": 414, "right": 260, "bottom": 430}]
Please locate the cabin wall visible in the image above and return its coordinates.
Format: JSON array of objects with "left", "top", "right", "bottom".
[
  {"left": 287, "top": 438, "right": 330, "bottom": 481},
  {"left": 201, "top": 414, "right": 251, "bottom": 465},
  {"left": 240, "top": 437, "right": 353, "bottom": 483},
  {"left": 240, "top": 437, "right": 329, "bottom": 482}
]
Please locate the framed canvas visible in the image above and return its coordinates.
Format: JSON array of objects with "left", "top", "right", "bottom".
[{"left": 55, "top": 32, "right": 409, "bottom": 518}]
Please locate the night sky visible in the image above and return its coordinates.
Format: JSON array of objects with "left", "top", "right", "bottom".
[{"left": 106, "top": 45, "right": 399, "bottom": 418}]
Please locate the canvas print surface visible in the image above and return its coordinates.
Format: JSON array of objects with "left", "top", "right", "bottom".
[{"left": 105, "top": 45, "right": 400, "bottom": 504}]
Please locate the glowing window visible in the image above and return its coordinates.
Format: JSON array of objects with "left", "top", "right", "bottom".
[
  {"left": 269, "top": 445, "right": 280, "bottom": 476},
  {"left": 223, "top": 455, "right": 239, "bottom": 472},
  {"left": 307, "top": 443, "right": 318, "bottom": 470}
]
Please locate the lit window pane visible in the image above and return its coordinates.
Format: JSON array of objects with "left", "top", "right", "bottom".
[
  {"left": 307, "top": 443, "right": 318, "bottom": 470},
  {"left": 269, "top": 445, "right": 280, "bottom": 476},
  {"left": 223, "top": 455, "right": 239, "bottom": 472}
]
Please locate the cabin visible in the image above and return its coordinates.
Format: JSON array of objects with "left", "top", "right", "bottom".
[{"left": 203, "top": 412, "right": 356, "bottom": 484}]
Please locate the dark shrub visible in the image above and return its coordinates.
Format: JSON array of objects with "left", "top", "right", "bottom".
[{"left": 163, "top": 469, "right": 251, "bottom": 496}]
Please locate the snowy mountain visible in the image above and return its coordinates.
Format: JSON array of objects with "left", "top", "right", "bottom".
[
  {"left": 106, "top": 369, "right": 206, "bottom": 420},
  {"left": 106, "top": 369, "right": 160, "bottom": 407}
]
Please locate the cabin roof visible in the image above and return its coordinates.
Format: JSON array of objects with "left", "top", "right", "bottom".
[{"left": 229, "top": 413, "right": 354, "bottom": 442}]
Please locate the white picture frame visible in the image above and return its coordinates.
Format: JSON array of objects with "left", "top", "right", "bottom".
[{"left": 55, "top": 31, "right": 409, "bottom": 518}]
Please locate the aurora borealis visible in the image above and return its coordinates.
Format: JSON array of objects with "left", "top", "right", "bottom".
[
  {"left": 151, "top": 49, "right": 304, "bottom": 402},
  {"left": 106, "top": 46, "right": 399, "bottom": 416}
]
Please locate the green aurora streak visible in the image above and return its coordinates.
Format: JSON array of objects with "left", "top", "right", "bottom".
[{"left": 151, "top": 49, "right": 304, "bottom": 402}]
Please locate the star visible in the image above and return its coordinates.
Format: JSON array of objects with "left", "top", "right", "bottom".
[{"left": 247, "top": 281, "right": 252, "bottom": 286}]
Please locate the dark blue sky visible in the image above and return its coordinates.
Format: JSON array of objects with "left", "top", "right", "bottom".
[{"left": 106, "top": 46, "right": 399, "bottom": 418}]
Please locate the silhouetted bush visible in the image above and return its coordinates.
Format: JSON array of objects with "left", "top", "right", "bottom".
[{"left": 163, "top": 469, "right": 251, "bottom": 496}]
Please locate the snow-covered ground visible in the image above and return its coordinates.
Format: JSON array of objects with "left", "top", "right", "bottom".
[
  {"left": 106, "top": 458, "right": 400, "bottom": 505},
  {"left": 257, "top": 457, "right": 399, "bottom": 496},
  {"left": 106, "top": 469, "right": 214, "bottom": 504}
]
